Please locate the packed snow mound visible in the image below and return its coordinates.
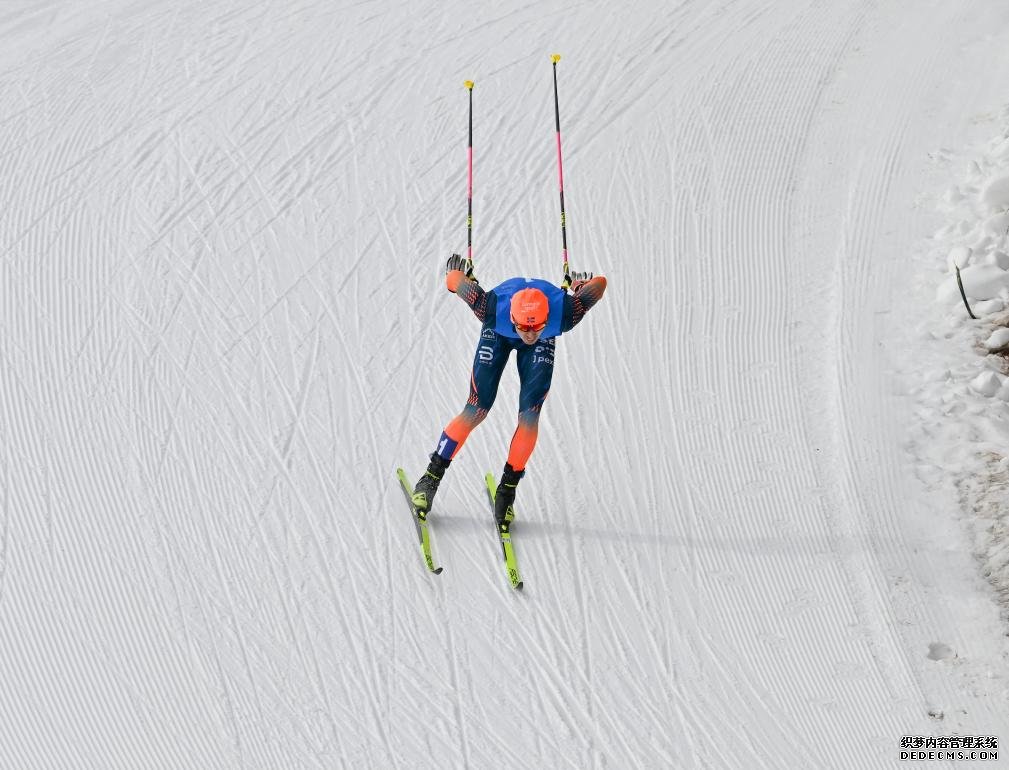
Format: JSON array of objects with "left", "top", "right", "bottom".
[
  {"left": 980, "top": 173, "right": 1009, "bottom": 210},
  {"left": 936, "top": 263, "right": 1009, "bottom": 303},
  {"left": 985, "top": 327, "right": 1009, "bottom": 349},
  {"left": 935, "top": 139, "right": 1009, "bottom": 310},
  {"left": 982, "top": 212, "right": 1009, "bottom": 235},
  {"left": 970, "top": 369, "right": 1003, "bottom": 397}
]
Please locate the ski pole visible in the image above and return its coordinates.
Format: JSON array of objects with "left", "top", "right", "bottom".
[
  {"left": 465, "top": 80, "right": 475, "bottom": 275},
  {"left": 551, "top": 54, "right": 571, "bottom": 289}
]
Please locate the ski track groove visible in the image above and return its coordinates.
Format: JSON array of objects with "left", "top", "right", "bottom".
[
  {"left": 717, "top": 7, "right": 853, "bottom": 758},
  {"left": 818, "top": 12, "right": 965, "bottom": 722},
  {"left": 0, "top": 451, "right": 9, "bottom": 610},
  {"left": 634, "top": 2, "right": 910, "bottom": 764},
  {"left": 25, "top": 59, "right": 161, "bottom": 769},
  {"left": 246, "top": 297, "right": 400, "bottom": 759},
  {"left": 504, "top": 571, "right": 642, "bottom": 766},
  {"left": 503, "top": 614, "right": 601, "bottom": 761}
]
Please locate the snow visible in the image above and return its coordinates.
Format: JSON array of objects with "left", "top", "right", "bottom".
[
  {"left": 970, "top": 370, "right": 1004, "bottom": 398},
  {"left": 1, "top": 1, "right": 1008, "bottom": 769},
  {"left": 914, "top": 95, "right": 1009, "bottom": 744},
  {"left": 987, "top": 328, "right": 1009, "bottom": 350},
  {"left": 947, "top": 245, "right": 972, "bottom": 270},
  {"left": 981, "top": 175, "right": 1009, "bottom": 210},
  {"left": 936, "top": 264, "right": 1009, "bottom": 304}
]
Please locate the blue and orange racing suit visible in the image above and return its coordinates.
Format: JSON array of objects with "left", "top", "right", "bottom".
[{"left": 431, "top": 270, "right": 607, "bottom": 472}]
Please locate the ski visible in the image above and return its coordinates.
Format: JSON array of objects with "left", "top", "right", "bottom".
[
  {"left": 485, "top": 472, "right": 523, "bottom": 590},
  {"left": 396, "top": 468, "right": 443, "bottom": 575}
]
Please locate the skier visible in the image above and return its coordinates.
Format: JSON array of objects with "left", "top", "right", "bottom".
[{"left": 411, "top": 253, "right": 607, "bottom": 529}]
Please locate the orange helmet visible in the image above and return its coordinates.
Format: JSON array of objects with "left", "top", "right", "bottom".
[{"left": 510, "top": 287, "right": 549, "bottom": 331}]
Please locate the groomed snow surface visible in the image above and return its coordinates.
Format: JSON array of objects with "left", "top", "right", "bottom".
[{"left": 1, "top": 2, "right": 1009, "bottom": 769}]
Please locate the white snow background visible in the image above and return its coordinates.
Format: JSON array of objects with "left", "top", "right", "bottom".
[{"left": 2, "top": 1, "right": 1009, "bottom": 769}]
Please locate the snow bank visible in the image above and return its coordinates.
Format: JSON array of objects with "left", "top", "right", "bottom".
[{"left": 925, "top": 106, "right": 1009, "bottom": 620}]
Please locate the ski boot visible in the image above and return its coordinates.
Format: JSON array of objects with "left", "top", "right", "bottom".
[
  {"left": 412, "top": 453, "right": 450, "bottom": 520},
  {"left": 494, "top": 463, "right": 524, "bottom": 531}
]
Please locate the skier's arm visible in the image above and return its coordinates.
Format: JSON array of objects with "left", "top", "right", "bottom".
[
  {"left": 445, "top": 254, "right": 489, "bottom": 322},
  {"left": 561, "top": 275, "right": 607, "bottom": 332}
]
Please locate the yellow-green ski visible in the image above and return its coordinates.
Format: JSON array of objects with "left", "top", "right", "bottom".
[
  {"left": 485, "top": 472, "right": 523, "bottom": 590},
  {"left": 396, "top": 468, "right": 443, "bottom": 575}
]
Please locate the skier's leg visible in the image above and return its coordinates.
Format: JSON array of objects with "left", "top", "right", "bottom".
[
  {"left": 494, "top": 338, "right": 555, "bottom": 525},
  {"left": 415, "top": 333, "right": 509, "bottom": 513},
  {"left": 433, "top": 330, "right": 510, "bottom": 462},
  {"left": 507, "top": 337, "right": 556, "bottom": 471}
]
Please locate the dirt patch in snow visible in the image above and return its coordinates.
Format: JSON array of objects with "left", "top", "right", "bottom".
[{"left": 959, "top": 451, "right": 1009, "bottom": 620}]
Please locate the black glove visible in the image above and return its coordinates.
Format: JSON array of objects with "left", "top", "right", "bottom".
[
  {"left": 568, "top": 270, "right": 593, "bottom": 292},
  {"left": 445, "top": 253, "right": 477, "bottom": 283}
]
